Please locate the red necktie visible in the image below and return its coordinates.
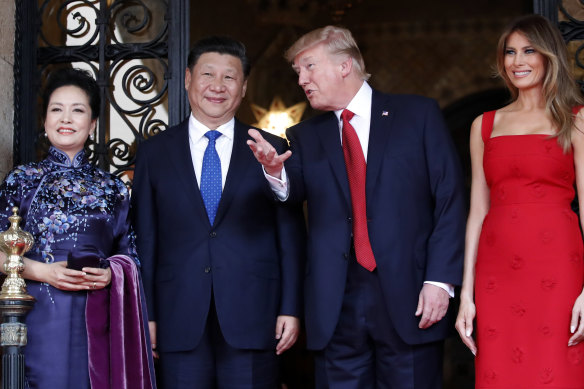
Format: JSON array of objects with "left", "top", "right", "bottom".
[{"left": 341, "top": 109, "right": 377, "bottom": 271}]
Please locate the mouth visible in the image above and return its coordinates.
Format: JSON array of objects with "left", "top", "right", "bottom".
[
  {"left": 304, "top": 89, "right": 315, "bottom": 98},
  {"left": 513, "top": 70, "right": 531, "bottom": 77},
  {"left": 206, "top": 96, "right": 227, "bottom": 104},
  {"left": 57, "top": 128, "right": 76, "bottom": 134}
]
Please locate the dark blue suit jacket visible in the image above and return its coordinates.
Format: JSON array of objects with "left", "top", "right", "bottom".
[
  {"left": 285, "top": 91, "right": 465, "bottom": 349},
  {"left": 131, "top": 118, "right": 305, "bottom": 352}
]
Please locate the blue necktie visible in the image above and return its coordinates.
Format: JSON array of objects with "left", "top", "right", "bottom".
[{"left": 200, "top": 130, "right": 222, "bottom": 224}]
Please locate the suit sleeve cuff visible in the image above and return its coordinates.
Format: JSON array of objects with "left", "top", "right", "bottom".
[
  {"left": 263, "top": 166, "right": 289, "bottom": 201},
  {"left": 424, "top": 281, "right": 455, "bottom": 298}
]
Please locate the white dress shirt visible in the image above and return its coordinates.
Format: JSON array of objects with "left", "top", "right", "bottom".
[
  {"left": 334, "top": 81, "right": 373, "bottom": 158},
  {"left": 188, "top": 114, "right": 233, "bottom": 190}
]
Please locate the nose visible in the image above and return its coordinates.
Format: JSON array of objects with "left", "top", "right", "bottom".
[
  {"left": 298, "top": 69, "right": 308, "bottom": 86},
  {"left": 210, "top": 77, "right": 226, "bottom": 92},
  {"left": 61, "top": 109, "right": 72, "bottom": 123},
  {"left": 513, "top": 52, "right": 525, "bottom": 66}
]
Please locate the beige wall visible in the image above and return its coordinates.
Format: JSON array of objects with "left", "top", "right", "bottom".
[{"left": 0, "top": 0, "right": 14, "bottom": 180}]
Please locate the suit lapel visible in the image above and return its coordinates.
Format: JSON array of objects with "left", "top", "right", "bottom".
[
  {"left": 366, "top": 91, "right": 394, "bottom": 198},
  {"left": 316, "top": 112, "right": 351, "bottom": 207},
  {"left": 213, "top": 119, "right": 251, "bottom": 226},
  {"left": 164, "top": 119, "right": 210, "bottom": 225}
]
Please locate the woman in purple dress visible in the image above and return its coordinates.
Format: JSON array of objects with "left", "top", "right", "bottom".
[{"left": 0, "top": 68, "right": 154, "bottom": 389}]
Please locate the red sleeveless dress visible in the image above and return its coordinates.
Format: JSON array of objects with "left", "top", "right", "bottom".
[{"left": 474, "top": 110, "right": 584, "bottom": 388}]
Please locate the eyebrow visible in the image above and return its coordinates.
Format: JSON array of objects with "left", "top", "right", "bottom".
[
  {"left": 201, "top": 62, "right": 239, "bottom": 70},
  {"left": 292, "top": 55, "right": 316, "bottom": 71},
  {"left": 48, "top": 102, "right": 88, "bottom": 107},
  {"left": 506, "top": 45, "right": 534, "bottom": 50}
]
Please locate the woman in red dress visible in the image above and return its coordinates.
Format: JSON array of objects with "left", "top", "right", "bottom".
[{"left": 456, "top": 14, "right": 584, "bottom": 388}]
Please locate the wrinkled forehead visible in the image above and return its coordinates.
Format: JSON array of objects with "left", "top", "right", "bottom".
[
  {"left": 292, "top": 44, "right": 328, "bottom": 68},
  {"left": 293, "top": 53, "right": 314, "bottom": 69}
]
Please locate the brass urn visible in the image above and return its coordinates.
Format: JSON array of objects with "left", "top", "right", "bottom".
[{"left": 0, "top": 207, "right": 35, "bottom": 301}]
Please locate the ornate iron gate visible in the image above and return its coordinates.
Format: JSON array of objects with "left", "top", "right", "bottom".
[
  {"left": 13, "top": 0, "right": 189, "bottom": 180},
  {"left": 536, "top": 0, "right": 584, "bottom": 94}
]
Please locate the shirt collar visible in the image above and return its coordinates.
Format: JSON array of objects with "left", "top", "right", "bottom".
[
  {"left": 188, "top": 114, "right": 234, "bottom": 142},
  {"left": 334, "top": 81, "right": 372, "bottom": 122}
]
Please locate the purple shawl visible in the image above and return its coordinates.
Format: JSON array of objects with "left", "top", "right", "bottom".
[{"left": 86, "top": 255, "right": 156, "bottom": 389}]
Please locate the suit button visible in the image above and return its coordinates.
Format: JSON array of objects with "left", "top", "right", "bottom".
[
  {"left": 347, "top": 217, "right": 352, "bottom": 222},
  {"left": 343, "top": 253, "right": 349, "bottom": 260},
  {"left": 209, "top": 231, "right": 217, "bottom": 238},
  {"left": 204, "top": 266, "right": 211, "bottom": 273}
]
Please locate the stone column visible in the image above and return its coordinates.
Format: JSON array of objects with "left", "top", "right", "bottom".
[{"left": 0, "top": 1, "right": 15, "bottom": 181}]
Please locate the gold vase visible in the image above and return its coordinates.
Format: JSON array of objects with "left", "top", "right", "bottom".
[{"left": 0, "top": 207, "right": 35, "bottom": 301}]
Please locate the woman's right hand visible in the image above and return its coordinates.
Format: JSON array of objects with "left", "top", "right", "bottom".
[
  {"left": 42, "top": 261, "right": 89, "bottom": 291},
  {"left": 455, "top": 297, "right": 477, "bottom": 356}
]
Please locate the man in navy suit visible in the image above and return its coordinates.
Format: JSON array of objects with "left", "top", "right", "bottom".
[
  {"left": 132, "top": 36, "right": 305, "bottom": 389},
  {"left": 249, "top": 26, "right": 465, "bottom": 388}
]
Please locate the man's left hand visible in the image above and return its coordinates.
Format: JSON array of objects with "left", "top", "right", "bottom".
[
  {"left": 275, "top": 315, "right": 299, "bottom": 355},
  {"left": 415, "top": 283, "right": 450, "bottom": 329}
]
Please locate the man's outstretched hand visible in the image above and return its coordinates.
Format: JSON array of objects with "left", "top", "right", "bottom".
[{"left": 247, "top": 129, "right": 292, "bottom": 179}]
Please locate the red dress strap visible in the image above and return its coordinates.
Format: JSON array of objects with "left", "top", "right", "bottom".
[
  {"left": 481, "top": 110, "right": 496, "bottom": 143},
  {"left": 573, "top": 105, "right": 583, "bottom": 115}
]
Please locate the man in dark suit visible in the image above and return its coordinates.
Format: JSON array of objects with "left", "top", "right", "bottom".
[
  {"left": 248, "top": 26, "right": 465, "bottom": 388},
  {"left": 132, "top": 36, "right": 305, "bottom": 389}
]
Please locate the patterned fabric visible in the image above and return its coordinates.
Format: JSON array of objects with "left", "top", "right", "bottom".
[
  {"left": 0, "top": 146, "right": 139, "bottom": 389},
  {"left": 200, "top": 130, "right": 222, "bottom": 224},
  {"left": 341, "top": 109, "right": 376, "bottom": 271}
]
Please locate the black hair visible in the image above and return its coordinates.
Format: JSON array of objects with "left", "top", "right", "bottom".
[
  {"left": 187, "top": 36, "right": 250, "bottom": 78},
  {"left": 41, "top": 67, "right": 100, "bottom": 120}
]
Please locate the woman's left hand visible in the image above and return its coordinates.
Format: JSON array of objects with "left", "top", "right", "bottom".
[
  {"left": 569, "top": 292, "right": 584, "bottom": 346},
  {"left": 81, "top": 266, "right": 111, "bottom": 291}
]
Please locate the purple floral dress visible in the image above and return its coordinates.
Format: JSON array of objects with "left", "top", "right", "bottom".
[{"left": 0, "top": 146, "right": 139, "bottom": 389}]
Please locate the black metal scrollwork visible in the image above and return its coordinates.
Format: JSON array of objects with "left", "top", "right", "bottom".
[
  {"left": 14, "top": 0, "right": 189, "bottom": 183},
  {"left": 558, "top": 1, "right": 584, "bottom": 94},
  {"left": 38, "top": 0, "right": 99, "bottom": 49}
]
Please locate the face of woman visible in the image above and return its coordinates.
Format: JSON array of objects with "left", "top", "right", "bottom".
[
  {"left": 504, "top": 31, "right": 547, "bottom": 92},
  {"left": 44, "top": 85, "right": 96, "bottom": 161}
]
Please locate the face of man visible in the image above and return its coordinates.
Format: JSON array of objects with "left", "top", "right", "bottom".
[
  {"left": 292, "top": 43, "right": 349, "bottom": 111},
  {"left": 185, "top": 52, "right": 247, "bottom": 129}
]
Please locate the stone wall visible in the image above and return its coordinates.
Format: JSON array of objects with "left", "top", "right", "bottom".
[{"left": 0, "top": 0, "right": 14, "bottom": 180}]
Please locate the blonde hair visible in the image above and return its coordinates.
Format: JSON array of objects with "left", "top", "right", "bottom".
[
  {"left": 496, "top": 14, "right": 583, "bottom": 151},
  {"left": 285, "top": 25, "right": 371, "bottom": 81}
]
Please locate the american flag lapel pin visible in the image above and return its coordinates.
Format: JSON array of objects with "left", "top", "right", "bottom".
[{"left": 381, "top": 111, "right": 389, "bottom": 116}]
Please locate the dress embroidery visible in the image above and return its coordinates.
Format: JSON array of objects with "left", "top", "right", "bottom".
[
  {"left": 0, "top": 146, "right": 140, "bottom": 389},
  {"left": 0, "top": 146, "right": 139, "bottom": 301}
]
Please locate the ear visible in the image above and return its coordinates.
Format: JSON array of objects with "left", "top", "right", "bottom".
[
  {"left": 340, "top": 56, "right": 353, "bottom": 78},
  {"left": 242, "top": 79, "right": 248, "bottom": 98},
  {"left": 185, "top": 67, "right": 192, "bottom": 90},
  {"left": 89, "top": 117, "right": 97, "bottom": 135}
]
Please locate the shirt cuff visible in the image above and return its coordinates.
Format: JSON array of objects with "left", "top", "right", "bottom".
[
  {"left": 263, "top": 166, "right": 289, "bottom": 201},
  {"left": 424, "top": 281, "right": 455, "bottom": 298}
]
